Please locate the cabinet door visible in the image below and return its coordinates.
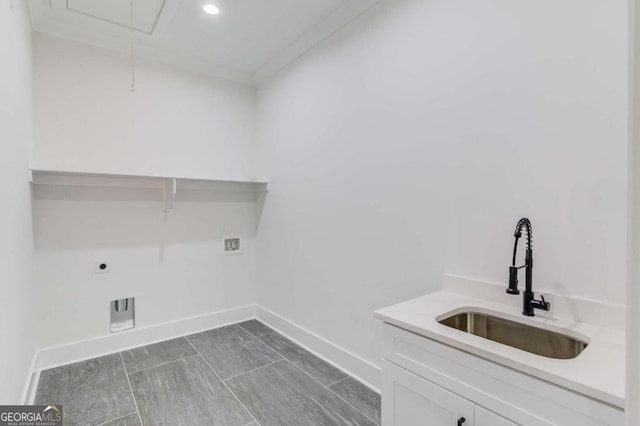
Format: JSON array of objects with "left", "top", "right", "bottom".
[
  {"left": 475, "top": 406, "right": 517, "bottom": 426},
  {"left": 382, "top": 360, "right": 474, "bottom": 426}
]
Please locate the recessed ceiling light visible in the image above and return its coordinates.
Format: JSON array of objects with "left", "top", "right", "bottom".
[{"left": 203, "top": 4, "right": 220, "bottom": 15}]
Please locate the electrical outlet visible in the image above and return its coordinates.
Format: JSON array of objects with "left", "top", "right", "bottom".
[{"left": 95, "top": 260, "right": 111, "bottom": 274}]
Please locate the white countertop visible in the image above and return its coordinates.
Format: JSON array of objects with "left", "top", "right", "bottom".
[{"left": 374, "top": 280, "right": 625, "bottom": 408}]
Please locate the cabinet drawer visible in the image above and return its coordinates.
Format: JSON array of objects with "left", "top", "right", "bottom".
[
  {"left": 382, "top": 360, "right": 474, "bottom": 426},
  {"left": 475, "top": 406, "right": 516, "bottom": 426}
]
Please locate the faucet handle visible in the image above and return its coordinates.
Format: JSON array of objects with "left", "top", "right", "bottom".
[
  {"left": 540, "top": 294, "right": 551, "bottom": 311},
  {"left": 529, "top": 294, "right": 551, "bottom": 312}
]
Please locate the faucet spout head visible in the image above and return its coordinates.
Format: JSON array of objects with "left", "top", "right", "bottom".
[{"left": 507, "top": 266, "right": 520, "bottom": 294}]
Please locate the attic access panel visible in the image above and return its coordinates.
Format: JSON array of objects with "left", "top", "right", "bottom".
[{"left": 66, "top": 0, "right": 166, "bottom": 34}]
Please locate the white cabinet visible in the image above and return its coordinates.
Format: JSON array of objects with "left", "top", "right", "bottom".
[
  {"left": 380, "top": 324, "right": 624, "bottom": 426},
  {"left": 382, "top": 359, "right": 515, "bottom": 426},
  {"left": 382, "top": 360, "right": 473, "bottom": 426},
  {"left": 475, "top": 407, "right": 516, "bottom": 426}
]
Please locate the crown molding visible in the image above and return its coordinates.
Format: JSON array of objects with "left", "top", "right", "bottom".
[{"left": 28, "top": 0, "right": 384, "bottom": 87}]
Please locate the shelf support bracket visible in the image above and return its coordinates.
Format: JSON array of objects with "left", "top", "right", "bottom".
[{"left": 163, "top": 178, "right": 176, "bottom": 212}]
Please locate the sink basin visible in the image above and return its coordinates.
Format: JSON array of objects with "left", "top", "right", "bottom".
[{"left": 438, "top": 311, "right": 588, "bottom": 359}]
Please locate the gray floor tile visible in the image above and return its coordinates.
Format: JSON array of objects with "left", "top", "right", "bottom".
[
  {"left": 120, "top": 337, "right": 197, "bottom": 374},
  {"left": 259, "top": 332, "right": 347, "bottom": 386},
  {"left": 99, "top": 413, "right": 141, "bottom": 426},
  {"left": 129, "top": 355, "right": 252, "bottom": 426},
  {"left": 239, "top": 319, "right": 275, "bottom": 337},
  {"left": 187, "top": 325, "right": 282, "bottom": 379},
  {"left": 227, "top": 360, "right": 376, "bottom": 426},
  {"left": 330, "top": 377, "right": 381, "bottom": 424},
  {"left": 35, "top": 353, "right": 136, "bottom": 426}
]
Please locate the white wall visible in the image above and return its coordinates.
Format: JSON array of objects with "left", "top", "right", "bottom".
[
  {"left": 256, "top": 0, "right": 629, "bottom": 371},
  {"left": 32, "top": 186, "right": 259, "bottom": 349},
  {"left": 31, "top": 35, "right": 260, "bottom": 350},
  {"left": 32, "top": 33, "right": 258, "bottom": 181},
  {"left": 627, "top": 0, "right": 639, "bottom": 423},
  {"left": 0, "top": 0, "right": 36, "bottom": 403}
]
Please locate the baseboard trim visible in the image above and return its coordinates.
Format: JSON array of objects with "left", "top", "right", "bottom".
[
  {"left": 256, "top": 306, "right": 381, "bottom": 392},
  {"left": 24, "top": 303, "right": 382, "bottom": 403},
  {"left": 21, "top": 350, "right": 39, "bottom": 405},
  {"left": 33, "top": 304, "right": 256, "bottom": 374}
]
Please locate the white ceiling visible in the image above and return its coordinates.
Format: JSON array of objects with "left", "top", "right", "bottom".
[
  {"left": 27, "top": 0, "right": 382, "bottom": 85},
  {"left": 66, "top": 0, "right": 166, "bottom": 34}
]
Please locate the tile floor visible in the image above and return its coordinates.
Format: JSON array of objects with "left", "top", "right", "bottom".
[{"left": 35, "top": 320, "right": 381, "bottom": 426}]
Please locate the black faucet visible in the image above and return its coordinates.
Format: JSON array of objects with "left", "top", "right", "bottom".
[{"left": 507, "top": 218, "right": 550, "bottom": 316}]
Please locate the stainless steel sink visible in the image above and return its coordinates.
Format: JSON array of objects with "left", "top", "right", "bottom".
[{"left": 438, "top": 311, "right": 588, "bottom": 359}]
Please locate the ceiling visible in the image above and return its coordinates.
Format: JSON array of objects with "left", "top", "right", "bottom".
[{"left": 27, "top": 0, "right": 382, "bottom": 85}]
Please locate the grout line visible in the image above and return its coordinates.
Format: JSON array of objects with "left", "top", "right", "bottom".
[
  {"left": 255, "top": 309, "right": 381, "bottom": 393},
  {"left": 238, "top": 321, "right": 277, "bottom": 339},
  {"left": 286, "top": 360, "right": 380, "bottom": 425},
  {"left": 120, "top": 352, "right": 130, "bottom": 375},
  {"left": 249, "top": 331, "right": 377, "bottom": 424},
  {"left": 254, "top": 332, "right": 348, "bottom": 386},
  {"left": 253, "top": 334, "right": 293, "bottom": 359},
  {"left": 235, "top": 323, "right": 267, "bottom": 339},
  {"left": 119, "top": 353, "right": 144, "bottom": 426},
  {"left": 125, "top": 354, "right": 200, "bottom": 376},
  {"left": 238, "top": 319, "right": 276, "bottom": 339},
  {"left": 184, "top": 336, "right": 261, "bottom": 426},
  {"left": 235, "top": 326, "right": 287, "bottom": 365},
  {"left": 246, "top": 330, "right": 277, "bottom": 339},
  {"left": 95, "top": 411, "right": 138, "bottom": 426},
  {"left": 223, "top": 359, "right": 283, "bottom": 382},
  {"left": 326, "top": 376, "right": 349, "bottom": 389}
]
